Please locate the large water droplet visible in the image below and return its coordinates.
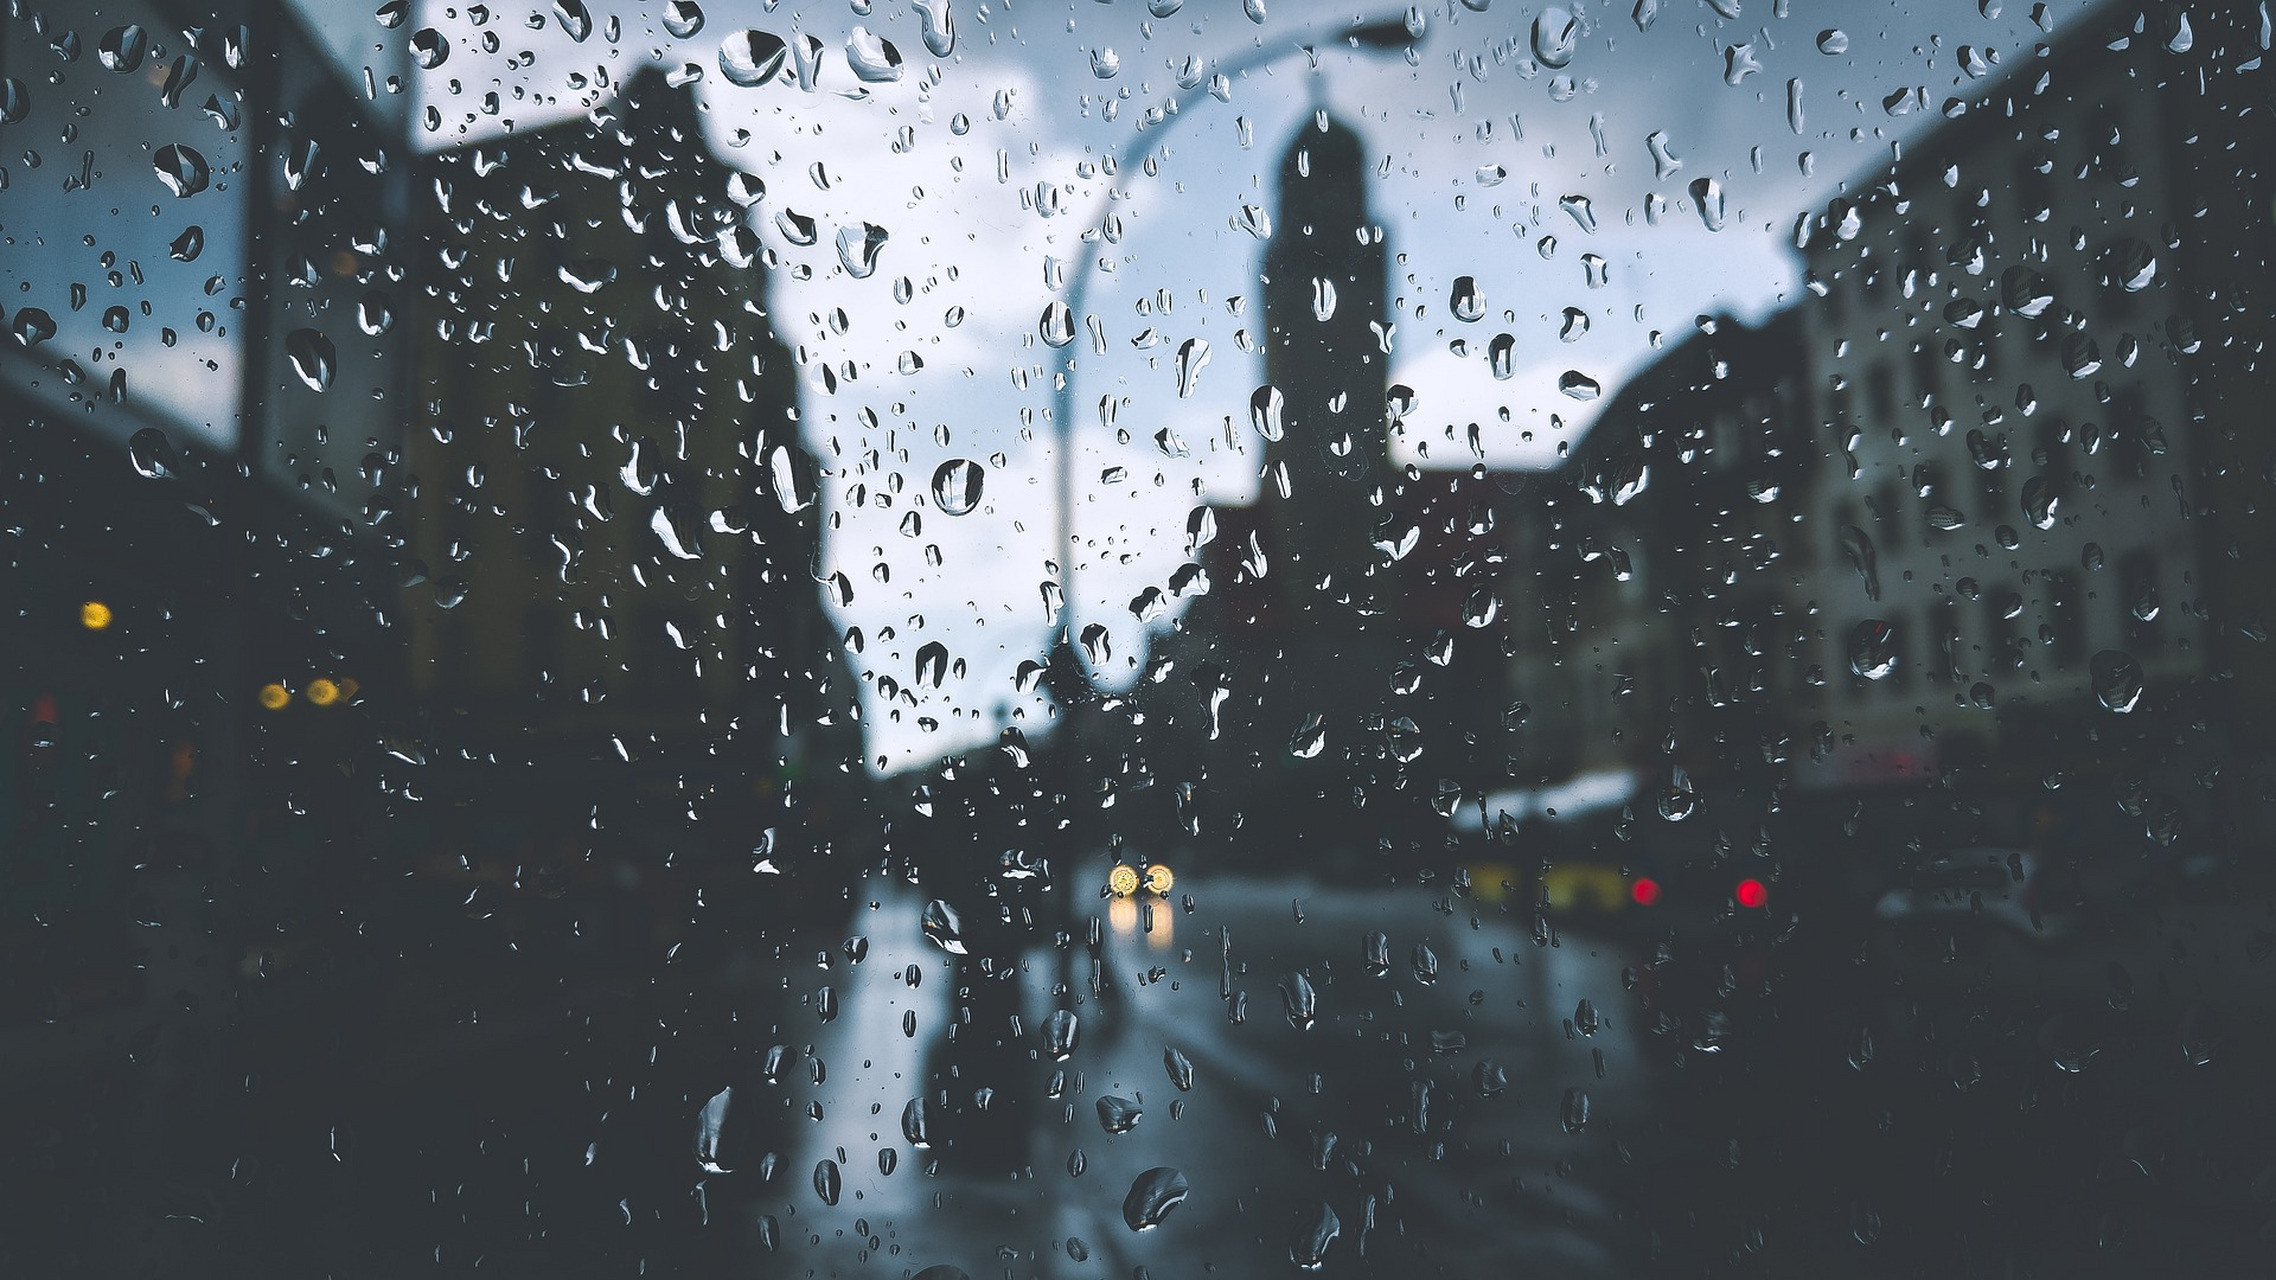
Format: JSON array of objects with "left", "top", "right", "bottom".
[
  {"left": 931, "top": 459, "right": 984, "bottom": 515},
  {"left": 553, "top": 0, "right": 593, "bottom": 42},
  {"left": 10, "top": 307, "right": 57, "bottom": 347},
  {"left": 847, "top": 27, "right": 905, "bottom": 82},
  {"left": 2091, "top": 650, "right": 2144, "bottom": 713},
  {"left": 1561, "top": 1087, "right": 1592, "bottom": 1132},
  {"left": 1449, "top": 276, "right": 1485, "bottom": 322},
  {"left": 1163, "top": 1046, "right": 1194, "bottom": 1091},
  {"left": 409, "top": 27, "right": 449, "bottom": 69},
  {"left": 834, "top": 221, "right": 887, "bottom": 278},
  {"left": 285, "top": 328, "right": 336, "bottom": 392},
  {"left": 1291, "top": 1203, "right": 1341, "bottom": 1270},
  {"left": 1817, "top": 27, "right": 1849, "bottom": 53},
  {"left": 663, "top": 1, "right": 706, "bottom": 39},
  {"left": 1174, "top": 338, "right": 1211, "bottom": 397},
  {"left": 154, "top": 144, "right": 211, "bottom": 197},
  {"left": 1690, "top": 177, "right": 1726, "bottom": 231},
  {"left": 1311, "top": 276, "right": 1338, "bottom": 321},
  {"left": 1096, "top": 1095, "right": 1143, "bottom": 1134},
  {"left": 912, "top": 0, "right": 955, "bottom": 56},
  {"left": 1559, "top": 370, "right": 1602, "bottom": 401},
  {"left": 694, "top": 1087, "right": 734, "bottom": 1173},
  {"left": 1488, "top": 333, "right": 1516, "bottom": 380},
  {"left": 719, "top": 30, "right": 788, "bottom": 86},
  {"left": 128, "top": 427, "right": 179, "bottom": 480},
  {"left": 1532, "top": 7, "right": 1580, "bottom": 68},
  {"left": 1121, "top": 1166, "right": 1190, "bottom": 1231},
  {"left": 1848, "top": 620, "right": 1898, "bottom": 681},
  {"left": 921, "top": 898, "right": 968, "bottom": 954},
  {"left": 1250, "top": 385, "right": 1286, "bottom": 440},
  {"left": 812, "top": 1158, "right": 841, "bottom": 1206},
  {"left": 97, "top": 25, "right": 149, "bottom": 73},
  {"left": 1279, "top": 971, "right": 1318, "bottom": 1030},
  {"left": 1039, "top": 300, "right": 1075, "bottom": 348}
]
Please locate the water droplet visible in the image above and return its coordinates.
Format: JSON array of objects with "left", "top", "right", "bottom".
[
  {"left": 11, "top": 307, "right": 57, "bottom": 347},
  {"left": 285, "top": 328, "right": 336, "bottom": 392},
  {"left": 694, "top": 1087, "right": 734, "bottom": 1173},
  {"left": 1361, "top": 931, "right": 1391, "bottom": 978},
  {"left": 719, "top": 30, "right": 788, "bottom": 86},
  {"left": 1096, "top": 1095, "right": 1143, "bottom": 1134},
  {"left": 1488, "top": 333, "right": 1516, "bottom": 380},
  {"left": 0, "top": 78, "right": 28, "bottom": 125},
  {"left": 929, "top": 459, "right": 984, "bottom": 515},
  {"left": 1561, "top": 1087, "right": 1592, "bottom": 1132},
  {"left": 1532, "top": 7, "right": 1580, "bottom": 69},
  {"left": 834, "top": 221, "right": 888, "bottom": 278},
  {"left": 1291, "top": 1202, "right": 1341, "bottom": 1270},
  {"left": 1289, "top": 715, "right": 1326, "bottom": 759},
  {"left": 357, "top": 291, "right": 394, "bottom": 336},
  {"left": 2091, "top": 650, "right": 2144, "bottom": 713},
  {"left": 901, "top": 1096, "right": 932, "bottom": 1147},
  {"left": 1091, "top": 46, "right": 1121, "bottom": 78},
  {"left": 1045, "top": 1009, "right": 1080, "bottom": 1060},
  {"left": 128, "top": 427, "right": 178, "bottom": 480},
  {"left": 410, "top": 27, "right": 449, "bottom": 69},
  {"left": 1690, "top": 177, "right": 1726, "bottom": 231},
  {"left": 921, "top": 899, "right": 968, "bottom": 954},
  {"left": 1163, "top": 1046, "right": 1194, "bottom": 1091},
  {"left": 1724, "top": 43, "right": 1761, "bottom": 85},
  {"left": 847, "top": 27, "right": 905, "bottom": 82},
  {"left": 97, "top": 25, "right": 149, "bottom": 73},
  {"left": 1559, "top": 193, "right": 1597, "bottom": 233},
  {"left": 1848, "top": 620, "right": 1898, "bottom": 681},
  {"left": 553, "top": 0, "right": 593, "bottom": 42},
  {"left": 663, "top": 1, "right": 706, "bottom": 39},
  {"left": 1645, "top": 131, "right": 1682, "bottom": 180},
  {"left": 1311, "top": 276, "right": 1337, "bottom": 321},
  {"left": 1410, "top": 943, "right": 1439, "bottom": 984},
  {"left": 1121, "top": 1166, "right": 1190, "bottom": 1231},
  {"left": 1250, "top": 385, "right": 1286, "bottom": 440},
  {"left": 812, "top": 1158, "right": 841, "bottom": 1206},
  {"left": 1040, "top": 300, "right": 1075, "bottom": 347},
  {"left": 768, "top": 445, "right": 817, "bottom": 513},
  {"left": 1817, "top": 28, "right": 1848, "bottom": 54},
  {"left": 1558, "top": 370, "right": 1602, "bottom": 401},
  {"left": 1174, "top": 338, "right": 1211, "bottom": 397},
  {"left": 1449, "top": 276, "right": 1485, "bottom": 322},
  {"left": 1279, "top": 971, "right": 1318, "bottom": 1030},
  {"left": 154, "top": 144, "right": 211, "bottom": 197}
]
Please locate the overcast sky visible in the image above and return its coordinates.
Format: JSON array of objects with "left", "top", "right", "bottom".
[{"left": 388, "top": 0, "right": 2069, "bottom": 770}]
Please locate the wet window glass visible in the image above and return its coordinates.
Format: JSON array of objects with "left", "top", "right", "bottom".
[{"left": 5, "top": 2, "right": 2273, "bottom": 1276}]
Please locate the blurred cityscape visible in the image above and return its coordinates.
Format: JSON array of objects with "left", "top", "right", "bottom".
[{"left": 6, "top": 1, "right": 2276, "bottom": 1276}]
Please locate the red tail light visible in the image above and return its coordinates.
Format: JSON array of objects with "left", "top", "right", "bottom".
[
  {"left": 1630, "top": 877, "right": 1662, "bottom": 906},
  {"left": 1734, "top": 878, "right": 1768, "bottom": 909}
]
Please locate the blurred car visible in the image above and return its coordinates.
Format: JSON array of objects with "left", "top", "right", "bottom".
[{"left": 1872, "top": 847, "right": 2070, "bottom": 944}]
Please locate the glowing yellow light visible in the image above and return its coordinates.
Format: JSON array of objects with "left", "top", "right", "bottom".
[
  {"left": 1145, "top": 863, "right": 1175, "bottom": 895},
  {"left": 79, "top": 601, "right": 113, "bottom": 631},
  {"left": 256, "top": 682, "right": 292, "bottom": 711},
  {"left": 1107, "top": 865, "right": 1140, "bottom": 898},
  {"left": 305, "top": 678, "right": 341, "bottom": 707}
]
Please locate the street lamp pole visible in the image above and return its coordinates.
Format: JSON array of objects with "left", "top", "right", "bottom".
[{"left": 1040, "top": 15, "right": 1420, "bottom": 712}]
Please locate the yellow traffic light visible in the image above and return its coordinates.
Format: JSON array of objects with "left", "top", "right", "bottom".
[
  {"left": 1145, "top": 863, "right": 1175, "bottom": 895},
  {"left": 1107, "top": 865, "right": 1140, "bottom": 898},
  {"left": 79, "top": 600, "right": 113, "bottom": 631},
  {"left": 305, "top": 678, "right": 341, "bottom": 707},
  {"left": 257, "top": 682, "right": 292, "bottom": 710}
]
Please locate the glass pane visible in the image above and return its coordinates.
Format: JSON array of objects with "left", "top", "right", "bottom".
[{"left": 4, "top": 2, "right": 2271, "bottom": 1276}]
